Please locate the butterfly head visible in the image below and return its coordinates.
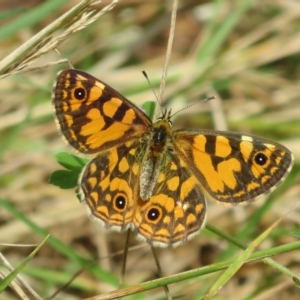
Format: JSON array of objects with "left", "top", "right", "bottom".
[{"left": 156, "top": 108, "right": 173, "bottom": 126}]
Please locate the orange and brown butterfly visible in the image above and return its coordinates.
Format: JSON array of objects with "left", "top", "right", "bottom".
[{"left": 52, "top": 69, "right": 294, "bottom": 248}]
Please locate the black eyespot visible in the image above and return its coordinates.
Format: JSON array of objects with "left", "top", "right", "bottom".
[
  {"left": 147, "top": 207, "right": 160, "bottom": 221},
  {"left": 115, "top": 196, "right": 126, "bottom": 210},
  {"left": 74, "top": 87, "right": 86, "bottom": 100},
  {"left": 254, "top": 152, "right": 268, "bottom": 166}
]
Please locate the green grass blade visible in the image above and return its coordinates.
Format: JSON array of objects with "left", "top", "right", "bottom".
[
  {"left": 0, "top": 235, "right": 49, "bottom": 292},
  {"left": 196, "top": 0, "right": 252, "bottom": 63},
  {"left": 0, "top": 199, "right": 119, "bottom": 286},
  {"left": 0, "top": 0, "right": 71, "bottom": 42},
  {"left": 203, "top": 209, "right": 295, "bottom": 299}
]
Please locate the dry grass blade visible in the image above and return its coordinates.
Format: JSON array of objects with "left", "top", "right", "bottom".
[
  {"left": 157, "top": 0, "right": 178, "bottom": 107},
  {"left": 0, "top": 0, "right": 119, "bottom": 77},
  {"left": 0, "top": 252, "right": 42, "bottom": 300}
]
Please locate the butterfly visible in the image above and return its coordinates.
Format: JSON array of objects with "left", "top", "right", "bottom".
[{"left": 52, "top": 69, "right": 294, "bottom": 248}]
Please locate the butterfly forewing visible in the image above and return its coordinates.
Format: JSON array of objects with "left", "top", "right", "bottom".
[
  {"left": 174, "top": 129, "right": 294, "bottom": 204},
  {"left": 52, "top": 69, "right": 152, "bottom": 154}
]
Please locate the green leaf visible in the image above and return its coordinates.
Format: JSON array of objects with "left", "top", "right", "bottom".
[
  {"left": 50, "top": 169, "right": 79, "bottom": 189},
  {"left": 142, "top": 101, "right": 156, "bottom": 120},
  {"left": 50, "top": 152, "right": 88, "bottom": 189},
  {"left": 54, "top": 152, "right": 88, "bottom": 170}
]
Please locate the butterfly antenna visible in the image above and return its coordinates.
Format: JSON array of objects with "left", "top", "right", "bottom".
[
  {"left": 171, "top": 96, "right": 216, "bottom": 118},
  {"left": 142, "top": 70, "right": 162, "bottom": 113}
]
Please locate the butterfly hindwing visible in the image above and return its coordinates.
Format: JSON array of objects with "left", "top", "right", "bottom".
[
  {"left": 133, "top": 155, "right": 207, "bottom": 247},
  {"left": 80, "top": 140, "right": 207, "bottom": 247},
  {"left": 80, "top": 140, "right": 145, "bottom": 230}
]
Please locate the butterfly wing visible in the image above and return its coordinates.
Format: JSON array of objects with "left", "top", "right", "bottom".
[
  {"left": 174, "top": 129, "right": 294, "bottom": 204},
  {"left": 132, "top": 154, "right": 207, "bottom": 248},
  {"left": 79, "top": 139, "right": 146, "bottom": 231},
  {"left": 52, "top": 69, "right": 152, "bottom": 154},
  {"left": 80, "top": 138, "right": 206, "bottom": 247}
]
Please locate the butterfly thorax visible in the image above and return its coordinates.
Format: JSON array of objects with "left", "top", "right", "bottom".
[{"left": 139, "top": 117, "right": 174, "bottom": 201}]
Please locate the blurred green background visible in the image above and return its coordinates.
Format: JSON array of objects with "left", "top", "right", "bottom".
[{"left": 0, "top": 0, "right": 299, "bottom": 299}]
